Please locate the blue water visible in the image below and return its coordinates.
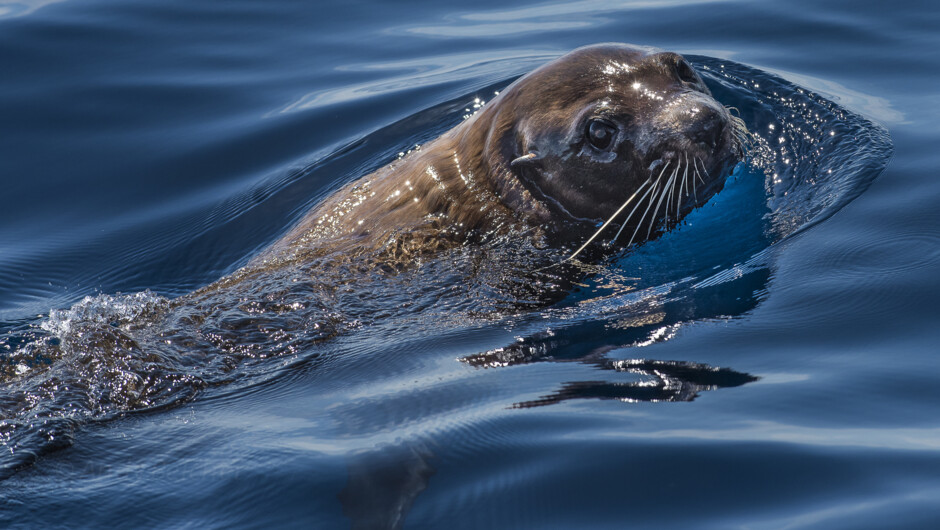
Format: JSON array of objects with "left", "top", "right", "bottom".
[{"left": 1, "top": 0, "right": 937, "bottom": 528}]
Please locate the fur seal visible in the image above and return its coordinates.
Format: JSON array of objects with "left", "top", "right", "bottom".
[
  {"left": 0, "top": 44, "right": 746, "bottom": 477},
  {"left": 258, "top": 43, "right": 744, "bottom": 271}
]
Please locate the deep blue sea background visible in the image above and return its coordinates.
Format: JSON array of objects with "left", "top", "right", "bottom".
[{"left": 1, "top": 0, "right": 938, "bottom": 528}]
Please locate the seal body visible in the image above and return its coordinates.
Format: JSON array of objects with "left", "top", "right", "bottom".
[
  {"left": 1, "top": 45, "right": 745, "bottom": 458},
  {"left": 260, "top": 43, "right": 742, "bottom": 270}
]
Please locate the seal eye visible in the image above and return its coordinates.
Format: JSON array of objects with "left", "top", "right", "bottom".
[
  {"left": 586, "top": 119, "right": 617, "bottom": 150},
  {"left": 676, "top": 59, "right": 698, "bottom": 84}
]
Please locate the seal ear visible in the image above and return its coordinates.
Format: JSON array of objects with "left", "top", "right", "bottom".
[{"left": 510, "top": 152, "right": 541, "bottom": 168}]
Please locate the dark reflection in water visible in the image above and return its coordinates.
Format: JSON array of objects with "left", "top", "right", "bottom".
[
  {"left": 463, "top": 269, "right": 767, "bottom": 407},
  {"left": 338, "top": 353, "right": 758, "bottom": 528},
  {"left": 338, "top": 269, "right": 769, "bottom": 527},
  {"left": 340, "top": 443, "right": 436, "bottom": 530},
  {"left": 512, "top": 360, "right": 758, "bottom": 408}
]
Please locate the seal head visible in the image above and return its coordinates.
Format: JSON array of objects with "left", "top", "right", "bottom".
[
  {"left": 487, "top": 43, "right": 744, "bottom": 247},
  {"left": 266, "top": 43, "right": 744, "bottom": 267}
]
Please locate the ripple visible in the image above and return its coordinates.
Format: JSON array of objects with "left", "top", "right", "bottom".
[
  {"left": 395, "top": 0, "right": 736, "bottom": 38},
  {"left": 806, "top": 231, "right": 940, "bottom": 282},
  {"left": 276, "top": 50, "right": 552, "bottom": 113},
  {"left": 0, "top": 0, "right": 63, "bottom": 19}
]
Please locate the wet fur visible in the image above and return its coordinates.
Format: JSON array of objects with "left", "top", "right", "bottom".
[{"left": 234, "top": 43, "right": 742, "bottom": 283}]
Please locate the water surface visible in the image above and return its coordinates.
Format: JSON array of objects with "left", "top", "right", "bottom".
[{"left": 1, "top": 0, "right": 938, "bottom": 528}]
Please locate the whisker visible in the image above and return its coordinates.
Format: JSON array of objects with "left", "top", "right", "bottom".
[
  {"left": 683, "top": 154, "right": 690, "bottom": 198},
  {"left": 669, "top": 156, "right": 683, "bottom": 227},
  {"left": 731, "top": 115, "right": 749, "bottom": 144},
  {"left": 611, "top": 161, "right": 671, "bottom": 239},
  {"left": 678, "top": 153, "right": 689, "bottom": 218},
  {"left": 626, "top": 179, "right": 660, "bottom": 247},
  {"left": 692, "top": 157, "right": 700, "bottom": 184},
  {"left": 665, "top": 161, "right": 676, "bottom": 228},
  {"left": 694, "top": 157, "right": 707, "bottom": 185},
  {"left": 564, "top": 177, "right": 652, "bottom": 262},
  {"left": 617, "top": 161, "right": 671, "bottom": 245},
  {"left": 722, "top": 105, "right": 751, "bottom": 155},
  {"left": 612, "top": 162, "right": 668, "bottom": 242},
  {"left": 646, "top": 164, "right": 678, "bottom": 240}
]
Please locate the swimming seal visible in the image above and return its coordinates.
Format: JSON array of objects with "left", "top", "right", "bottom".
[
  {"left": 1, "top": 44, "right": 746, "bottom": 481},
  {"left": 258, "top": 43, "right": 744, "bottom": 271}
]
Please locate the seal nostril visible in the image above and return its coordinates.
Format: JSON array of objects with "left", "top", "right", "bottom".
[
  {"left": 689, "top": 107, "right": 723, "bottom": 147},
  {"left": 676, "top": 59, "right": 698, "bottom": 84}
]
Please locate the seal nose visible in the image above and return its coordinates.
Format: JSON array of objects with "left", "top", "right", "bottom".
[{"left": 688, "top": 105, "right": 724, "bottom": 148}]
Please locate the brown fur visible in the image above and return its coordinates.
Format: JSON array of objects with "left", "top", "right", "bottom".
[{"left": 202, "top": 43, "right": 740, "bottom": 294}]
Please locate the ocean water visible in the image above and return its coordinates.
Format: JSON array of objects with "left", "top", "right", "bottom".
[{"left": 1, "top": 0, "right": 937, "bottom": 528}]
